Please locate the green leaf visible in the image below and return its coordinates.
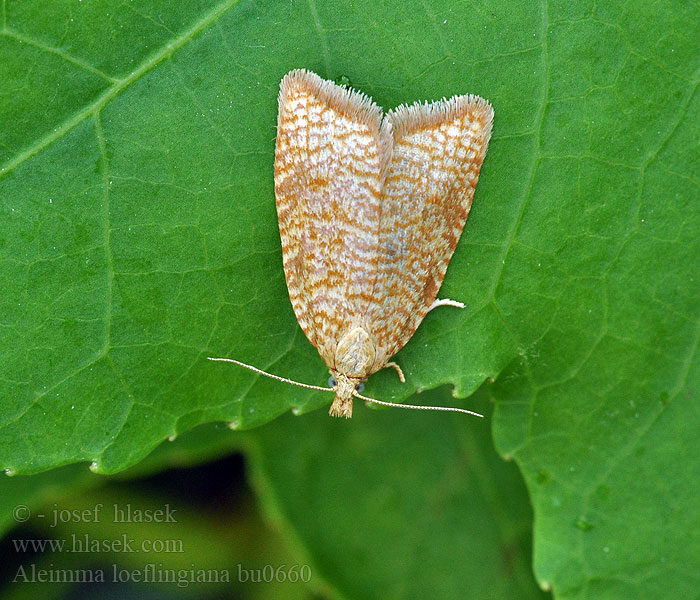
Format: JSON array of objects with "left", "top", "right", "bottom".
[
  {"left": 0, "top": 0, "right": 532, "bottom": 473},
  {"left": 243, "top": 387, "right": 546, "bottom": 600},
  {"left": 2, "top": 0, "right": 699, "bottom": 598}
]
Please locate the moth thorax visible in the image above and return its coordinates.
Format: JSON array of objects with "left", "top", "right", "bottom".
[{"left": 334, "top": 327, "right": 376, "bottom": 378}]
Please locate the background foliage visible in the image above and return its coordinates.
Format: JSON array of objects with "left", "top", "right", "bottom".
[{"left": 1, "top": 0, "right": 699, "bottom": 598}]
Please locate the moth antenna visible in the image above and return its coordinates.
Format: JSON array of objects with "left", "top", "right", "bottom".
[
  {"left": 353, "top": 390, "right": 483, "bottom": 418},
  {"left": 208, "top": 357, "right": 483, "bottom": 417},
  {"left": 207, "top": 357, "right": 334, "bottom": 393}
]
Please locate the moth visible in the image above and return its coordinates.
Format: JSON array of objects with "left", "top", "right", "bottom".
[{"left": 211, "top": 69, "right": 493, "bottom": 418}]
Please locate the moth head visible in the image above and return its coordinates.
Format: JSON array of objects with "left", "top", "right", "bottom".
[
  {"left": 326, "top": 326, "right": 376, "bottom": 418},
  {"left": 327, "top": 372, "right": 365, "bottom": 418}
]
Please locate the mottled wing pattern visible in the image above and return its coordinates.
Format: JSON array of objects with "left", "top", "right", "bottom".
[
  {"left": 274, "top": 70, "right": 392, "bottom": 368},
  {"left": 366, "top": 96, "right": 494, "bottom": 367}
]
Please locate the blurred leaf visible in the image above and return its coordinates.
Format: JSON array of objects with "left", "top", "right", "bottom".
[
  {"left": 244, "top": 386, "right": 546, "bottom": 600},
  {"left": 0, "top": 428, "right": 318, "bottom": 600}
]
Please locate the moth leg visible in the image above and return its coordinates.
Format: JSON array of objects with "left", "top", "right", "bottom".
[
  {"left": 428, "top": 298, "right": 465, "bottom": 313},
  {"left": 384, "top": 361, "right": 406, "bottom": 383}
]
